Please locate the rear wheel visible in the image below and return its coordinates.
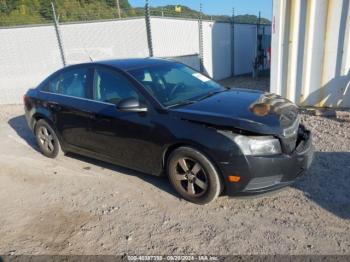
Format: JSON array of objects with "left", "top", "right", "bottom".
[
  {"left": 167, "top": 147, "right": 222, "bottom": 204},
  {"left": 35, "top": 119, "right": 62, "bottom": 158}
]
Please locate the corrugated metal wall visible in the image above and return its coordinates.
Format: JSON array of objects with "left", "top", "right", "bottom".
[{"left": 271, "top": 0, "right": 350, "bottom": 108}]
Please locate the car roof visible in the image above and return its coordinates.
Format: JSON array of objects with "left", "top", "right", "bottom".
[{"left": 95, "top": 58, "right": 177, "bottom": 71}]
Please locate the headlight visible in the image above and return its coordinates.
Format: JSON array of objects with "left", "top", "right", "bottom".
[{"left": 233, "top": 135, "right": 282, "bottom": 156}]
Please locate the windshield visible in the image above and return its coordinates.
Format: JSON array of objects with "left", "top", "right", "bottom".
[{"left": 129, "top": 63, "right": 226, "bottom": 107}]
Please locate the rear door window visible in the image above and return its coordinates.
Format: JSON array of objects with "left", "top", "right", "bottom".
[{"left": 46, "top": 68, "right": 89, "bottom": 98}]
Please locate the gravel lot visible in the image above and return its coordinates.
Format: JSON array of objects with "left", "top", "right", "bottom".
[
  {"left": 219, "top": 74, "right": 270, "bottom": 92},
  {"left": 0, "top": 101, "right": 349, "bottom": 255}
]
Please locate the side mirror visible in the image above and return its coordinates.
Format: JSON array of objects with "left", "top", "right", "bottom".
[{"left": 117, "top": 97, "right": 148, "bottom": 112}]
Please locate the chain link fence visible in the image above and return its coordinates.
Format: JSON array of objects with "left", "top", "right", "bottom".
[
  {"left": 0, "top": 4, "right": 208, "bottom": 64},
  {"left": 0, "top": 3, "right": 271, "bottom": 104},
  {"left": 0, "top": 6, "right": 231, "bottom": 27}
]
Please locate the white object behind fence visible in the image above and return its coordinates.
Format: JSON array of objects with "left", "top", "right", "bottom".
[
  {"left": 0, "top": 17, "right": 271, "bottom": 104},
  {"left": 233, "top": 24, "right": 257, "bottom": 76},
  {"left": 61, "top": 19, "right": 149, "bottom": 64},
  {"left": 210, "top": 22, "right": 232, "bottom": 80},
  {"left": 169, "top": 55, "right": 201, "bottom": 71},
  {"left": 202, "top": 21, "right": 233, "bottom": 80},
  {"left": 0, "top": 25, "right": 63, "bottom": 104},
  {"left": 151, "top": 17, "right": 199, "bottom": 57}
]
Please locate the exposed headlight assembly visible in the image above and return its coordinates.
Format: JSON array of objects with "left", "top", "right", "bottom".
[{"left": 233, "top": 135, "right": 282, "bottom": 156}]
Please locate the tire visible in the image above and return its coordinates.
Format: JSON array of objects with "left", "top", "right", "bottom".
[
  {"left": 35, "top": 119, "right": 62, "bottom": 159},
  {"left": 167, "top": 146, "right": 223, "bottom": 204}
]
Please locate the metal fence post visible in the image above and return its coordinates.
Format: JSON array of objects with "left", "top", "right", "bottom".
[
  {"left": 198, "top": 3, "right": 204, "bottom": 73},
  {"left": 231, "top": 8, "right": 235, "bottom": 77},
  {"left": 51, "top": 2, "right": 66, "bottom": 66},
  {"left": 145, "top": 0, "right": 154, "bottom": 57},
  {"left": 116, "top": 0, "right": 121, "bottom": 19}
]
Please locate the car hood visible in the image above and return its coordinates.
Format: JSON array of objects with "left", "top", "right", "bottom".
[{"left": 169, "top": 88, "right": 299, "bottom": 136}]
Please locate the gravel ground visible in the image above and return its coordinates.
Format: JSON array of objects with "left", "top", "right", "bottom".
[
  {"left": 0, "top": 104, "right": 349, "bottom": 256},
  {"left": 219, "top": 75, "right": 270, "bottom": 92}
]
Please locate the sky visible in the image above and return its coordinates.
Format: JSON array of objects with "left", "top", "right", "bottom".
[{"left": 128, "top": 0, "right": 273, "bottom": 19}]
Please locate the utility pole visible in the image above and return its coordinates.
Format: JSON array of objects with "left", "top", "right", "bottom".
[
  {"left": 145, "top": 0, "right": 153, "bottom": 57},
  {"left": 116, "top": 0, "right": 121, "bottom": 19},
  {"left": 198, "top": 3, "right": 204, "bottom": 73},
  {"left": 231, "top": 7, "right": 235, "bottom": 77}
]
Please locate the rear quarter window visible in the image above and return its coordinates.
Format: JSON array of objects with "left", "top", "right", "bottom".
[{"left": 42, "top": 68, "right": 89, "bottom": 99}]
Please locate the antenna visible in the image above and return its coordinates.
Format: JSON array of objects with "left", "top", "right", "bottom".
[{"left": 84, "top": 49, "right": 94, "bottom": 62}]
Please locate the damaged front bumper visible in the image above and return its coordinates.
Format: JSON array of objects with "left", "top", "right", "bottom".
[{"left": 221, "top": 126, "right": 314, "bottom": 196}]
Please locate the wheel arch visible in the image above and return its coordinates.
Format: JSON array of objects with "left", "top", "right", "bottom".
[
  {"left": 162, "top": 142, "right": 226, "bottom": 189},
  {"left": 162, "top": 142, "right": 189, "bottom": 169},
  {"left": 32, "top": 112, "right": 54, "bottom": 131},
  {"left": 31, "top": 110, "right": 67, "bottom": 150}
]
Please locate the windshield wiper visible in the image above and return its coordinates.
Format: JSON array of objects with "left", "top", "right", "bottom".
[
  {"left": 167, "top": 89, "right": 227, "bottom": 108},
  {"left": 166, "top": 100, "right": 196, "bottom": 108},
  {"left": 194, "top": 89, "right": 227, "bottom": 102}
]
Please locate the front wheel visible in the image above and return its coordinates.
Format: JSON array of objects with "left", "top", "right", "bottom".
[
  {"left": 167, "top": 147, "right": 223, "bottom": 204},
  {"left": 35, "top": 119, "right": 62, "bottom": 158}
]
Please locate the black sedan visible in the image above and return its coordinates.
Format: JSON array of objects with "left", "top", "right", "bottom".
[{"left": 24, "top": 58, "right": 314, "bottom": 204}]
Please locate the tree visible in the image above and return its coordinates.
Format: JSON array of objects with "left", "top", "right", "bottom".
[{"left": 0, "top": 0, "right": 271, "bottom": 26}]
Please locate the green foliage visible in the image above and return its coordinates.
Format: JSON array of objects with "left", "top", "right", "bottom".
[
  {"left": 0, "top": 1, "right": 270, "bottom": 26},
  {"left": 234, "top": 14, "right": 270, "bottom": 25},
  {"left": 149, "top": 5, "right": 270, "bottom": 24},
  {"left": 0, "top": 0, "right": 134, "bottom": 25}
]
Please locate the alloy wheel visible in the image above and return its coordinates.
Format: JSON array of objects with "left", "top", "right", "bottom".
[
  {"left": 37, "top": 126, "right": 55, "bottom": 153},
  {"left": 173, "top": 157, "right": 208, "bottom": 196}
]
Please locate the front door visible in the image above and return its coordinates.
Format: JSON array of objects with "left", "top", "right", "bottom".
[{"left": 87, "top": 66, "right": 157, "bottom": 173}]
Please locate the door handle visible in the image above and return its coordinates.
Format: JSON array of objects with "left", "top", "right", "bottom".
[
  {"left": 89, "top": 114, "right": 97, "bottom": 120},
  {"left": 48, "top": 102, "right": 61, "bottom": 111},
  {"left": 83, "top": 112, "right": 98, "bottom": 120},
  {"left": 90, "top": 114, "right": 105, "bottom": 120},
  {"left": 89, "top": 113, "right": 112, "bottom": 122}
]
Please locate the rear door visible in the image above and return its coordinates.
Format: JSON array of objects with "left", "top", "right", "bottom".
[{"left": 40, "top": 66, "right": 94, "bottom": 150}]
